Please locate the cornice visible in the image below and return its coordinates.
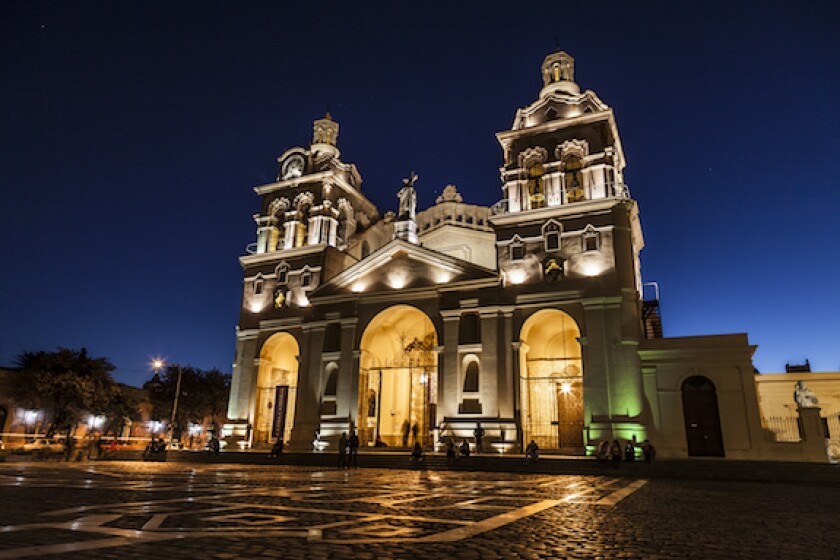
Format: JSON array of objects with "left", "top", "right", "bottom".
[
  {"left": 254, "top": 171, "right": 333, "bottom": 195},
  {"left": 489, "top": 198, "right": 626, "bottom": 227},
  {"left": 497, "top": 110, "right": 612, "bottom": 143},
  {"left": 240, "top": 244, "right": 327, "bottom": 267}
]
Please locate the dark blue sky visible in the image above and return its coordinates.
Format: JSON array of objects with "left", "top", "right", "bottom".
[{"left": 2, "top": 1, "right": 839, "bottom": 387}]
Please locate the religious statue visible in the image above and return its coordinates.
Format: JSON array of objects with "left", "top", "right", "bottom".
[
  {"left": 794, "top": 380, "right": 819, "bottom": 408},
  {"left": 397, "top": 171, "right": 418, "bottom": 221}
]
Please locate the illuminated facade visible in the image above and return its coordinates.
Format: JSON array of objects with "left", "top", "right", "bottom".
[{"left": 227, "top": 52, "right": 824, "bottom": 461}]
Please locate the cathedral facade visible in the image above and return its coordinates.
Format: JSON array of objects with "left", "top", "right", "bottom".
[{"left": 226, "top": 52, "right": 817, "bottom": 461}]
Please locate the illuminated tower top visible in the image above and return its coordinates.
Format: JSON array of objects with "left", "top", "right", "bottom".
[
  {"left": 311, "top": 112, "right": 340, "bottom": 159},
  {"left": 539, "top": 51, "right": 580, "bottom": 97}
]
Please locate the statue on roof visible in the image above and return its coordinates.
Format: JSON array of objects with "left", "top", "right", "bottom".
[
  {"left": 397, "top": 171, "right": 418, "bottom": 221},
  {"left": 794, "top": 380, "right": 819, "bottom": 408}
]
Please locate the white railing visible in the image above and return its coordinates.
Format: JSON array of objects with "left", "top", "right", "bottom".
[{"left": 761, "top": 416, "right": 801, "bottom": 442}]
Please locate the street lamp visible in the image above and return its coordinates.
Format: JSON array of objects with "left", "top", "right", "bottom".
[{"left": 152, "top": 358, "right": 184, "bottom": 448}]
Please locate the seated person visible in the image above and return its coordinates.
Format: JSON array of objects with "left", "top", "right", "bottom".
[
  {"left": 525, "top": 439, "right": 540, "bottom": 462},
  {"left": 270, "top": 438, "right": 284, "bottom": 458},
  {"left": 411, "top": 442, "right": 424, "bottom": 462},
  {"left": 446, "top": 439, "right": 456, "bottom": 462},
  {"left": 459, "top": 439, "right": 470, "bottom": 458},
  {"left": 374, "top": 435, "right": 387, "bottom": 447}
]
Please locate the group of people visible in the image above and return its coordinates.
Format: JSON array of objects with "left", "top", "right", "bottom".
[
  {"left": 596, "top": 438, "right": 656, "bottom": 466},
  {"left": 336, "top": 431, "right": 360, "bottom": 468},
  {"left": 444, "top": 438, "right": 477, "bottom": 462}
]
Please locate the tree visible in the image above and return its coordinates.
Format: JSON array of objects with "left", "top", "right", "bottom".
[
  {"left": 12, "top": 347, "right": 118, "bottom": 435},
  {"left": 143, "top": 365, "right": 231, "bottom": 437}
]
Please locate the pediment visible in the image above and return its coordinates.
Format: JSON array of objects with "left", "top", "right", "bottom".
[
  {"left": 313, "top": 239, "right": 498, "bottom": 297},
  {"left": 512, "top": 90, "right": 609, "bottom": 130}
]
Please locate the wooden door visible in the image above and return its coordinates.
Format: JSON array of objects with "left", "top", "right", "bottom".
[
  {"left": 682, "top": 376, "right": 724, "bottom": 457},
  {"left": 556, "top": 380, "right": 584, "bottom": 449}
]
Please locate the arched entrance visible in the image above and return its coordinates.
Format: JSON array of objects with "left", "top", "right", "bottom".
[
  {"left": 359, "top": 305, "right": 438, "bottom": 447},
  {"left": 520, "top": 309, "right": 584, "bottom": 451},
  {"left": 682, "top": 376, "right": 724, "bottom": 457},
  {"left": 255, "top": 333, "right": 299, "bottom": 446}
]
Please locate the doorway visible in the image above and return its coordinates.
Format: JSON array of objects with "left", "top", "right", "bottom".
[{"left": 682, "top": 376, "right": 724, "bottom": 457}]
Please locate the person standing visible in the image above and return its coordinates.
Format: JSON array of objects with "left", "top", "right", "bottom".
[
  {"left": 348, "top": 430, "right": 359, "bottom": 468},
  {"left": 338, "top": 432, "right": 348, "bottom": 468},
  {"left": 624, "top": 440, "right": 635, "bottom": 462},
  {"left": 446, "top": 439, "right": 456, "bottom": 463},
  {"left": 474, "top": 423, "right": 485, "bottom": 453},
  {"left": 63, "top": 431, "right": 75, "bottom": 462},
  {"left": 610, "top": 440, "right": 622, "bottom": 468},
  {"left": 401, "top": 420, "right": 410, "bottom": 447},
  {"left": 596, "top": 440, "right": 610, "bottom": 465}
]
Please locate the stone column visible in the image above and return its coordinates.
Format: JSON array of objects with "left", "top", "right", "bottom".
[
  {"left": 227, "top": 331, "right": 258, "bottom": 421},
  {"left": 440, "top": 315, "right": 460, "bottom": 419},
  {"left": 335, "top": 319, "right": 358, "bottom": 421},
  {"left": 288, "top": 327, "right": 320, "bottom": 450},
  {"left": 497, "top": 309, "right": 515, "bottom": 419},
  {"left": 478, "top": 311, "right": 499, "bottom": 417},
  {"left": 798, "top": 406, "right": 829, "bottom": 463}
]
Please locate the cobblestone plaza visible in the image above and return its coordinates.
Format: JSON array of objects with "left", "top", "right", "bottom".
[{"left": 0, "top": 462, "right": 837, "bottom": 559}]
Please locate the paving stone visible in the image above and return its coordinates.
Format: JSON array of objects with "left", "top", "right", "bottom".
[{"left": 0, "top": 462, "right": 837, "bottom": 558}]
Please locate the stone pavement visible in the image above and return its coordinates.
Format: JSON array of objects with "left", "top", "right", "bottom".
[{"left": 0, "top": 462, "right": 836, "bottom": 559}]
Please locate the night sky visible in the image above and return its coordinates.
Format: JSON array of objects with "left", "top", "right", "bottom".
[{"left": 2, "top": 1, "right": 839, "bottom": 387}]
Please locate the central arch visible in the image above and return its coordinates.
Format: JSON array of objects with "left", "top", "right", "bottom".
[
  {"left": 254, "top": 332, "right": 299, "bottom": 447},
  {"left": 520, "top": 309, "right": 584, "bottom": 451},
  {"left": 359, "top": 305, "right": 438, "bottom": 447}
]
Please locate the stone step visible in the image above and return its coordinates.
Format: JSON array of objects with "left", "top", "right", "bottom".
[{"left": 89, "top": 449, "right": 840, "bottom": 484}]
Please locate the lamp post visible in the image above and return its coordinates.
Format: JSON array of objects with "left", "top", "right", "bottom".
[{"left": 152, "top": 359, "right": 184, "bottom": 448}]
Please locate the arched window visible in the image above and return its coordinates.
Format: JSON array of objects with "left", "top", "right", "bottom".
[
  {"left": 582, "top": 226, "right": 599, "bottom": 252},
  {"left": 361, "top": 240, "right": 370, "bottom": 259},
  {"left": 323, "top": 363, "right": 339, "bottom": 397},
  {"left": 300, "top": 268, "right": 312, "bottom": 288},
  {"left": 463, "top": 361, "right": 479, "bottom": 393},
  {"left": 510, "top": 236, "right": 525, "bottom": 261},
  {"left": 253, "top": 275, "right": 264, "bottom": 295},
  {"left": 544, "top": 221, "right": 561, "bottom": 252},
  {"left": 276, "top": 263, "right": 289, "bottom": 285},
  {"left": 563, "top": 156, "right": 585, "bottom": 203},
  {"left": 458, "top": 313, "right": 481, "bottom": 344},
  {"left": 527, "top": 162, "right": 546, "bottom": 210}
]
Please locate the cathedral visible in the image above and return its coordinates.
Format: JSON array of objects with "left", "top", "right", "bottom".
[{"left": 225, "top": 52, "right": 826, "bottom": 461}]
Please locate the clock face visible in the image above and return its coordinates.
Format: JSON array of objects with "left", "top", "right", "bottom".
[{"left": 282, "top": 155, "right": 305, "bottom": 179}]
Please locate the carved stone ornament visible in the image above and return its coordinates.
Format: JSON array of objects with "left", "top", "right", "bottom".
[
  {"left": 436, "top": 184, "right": 463, "bottom": 204},
  {"left": 555, "top": 139, "right": 589, "bottom": 161},
  {"left": 294, "top": 191, "right": 314, "bottom": 210},
  {"left": 269, "top": 197, "right": 290, "bottom": 216},
  {"left": 543, "top": 256, "right": 563, "bottom": 283},
  {"left": 518, "top": 147, "right": 548, "bottom": 170}
]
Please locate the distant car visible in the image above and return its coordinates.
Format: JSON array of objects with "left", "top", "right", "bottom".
[{"left": 20, "top": 439, "right": 65, "bottom": 456}]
